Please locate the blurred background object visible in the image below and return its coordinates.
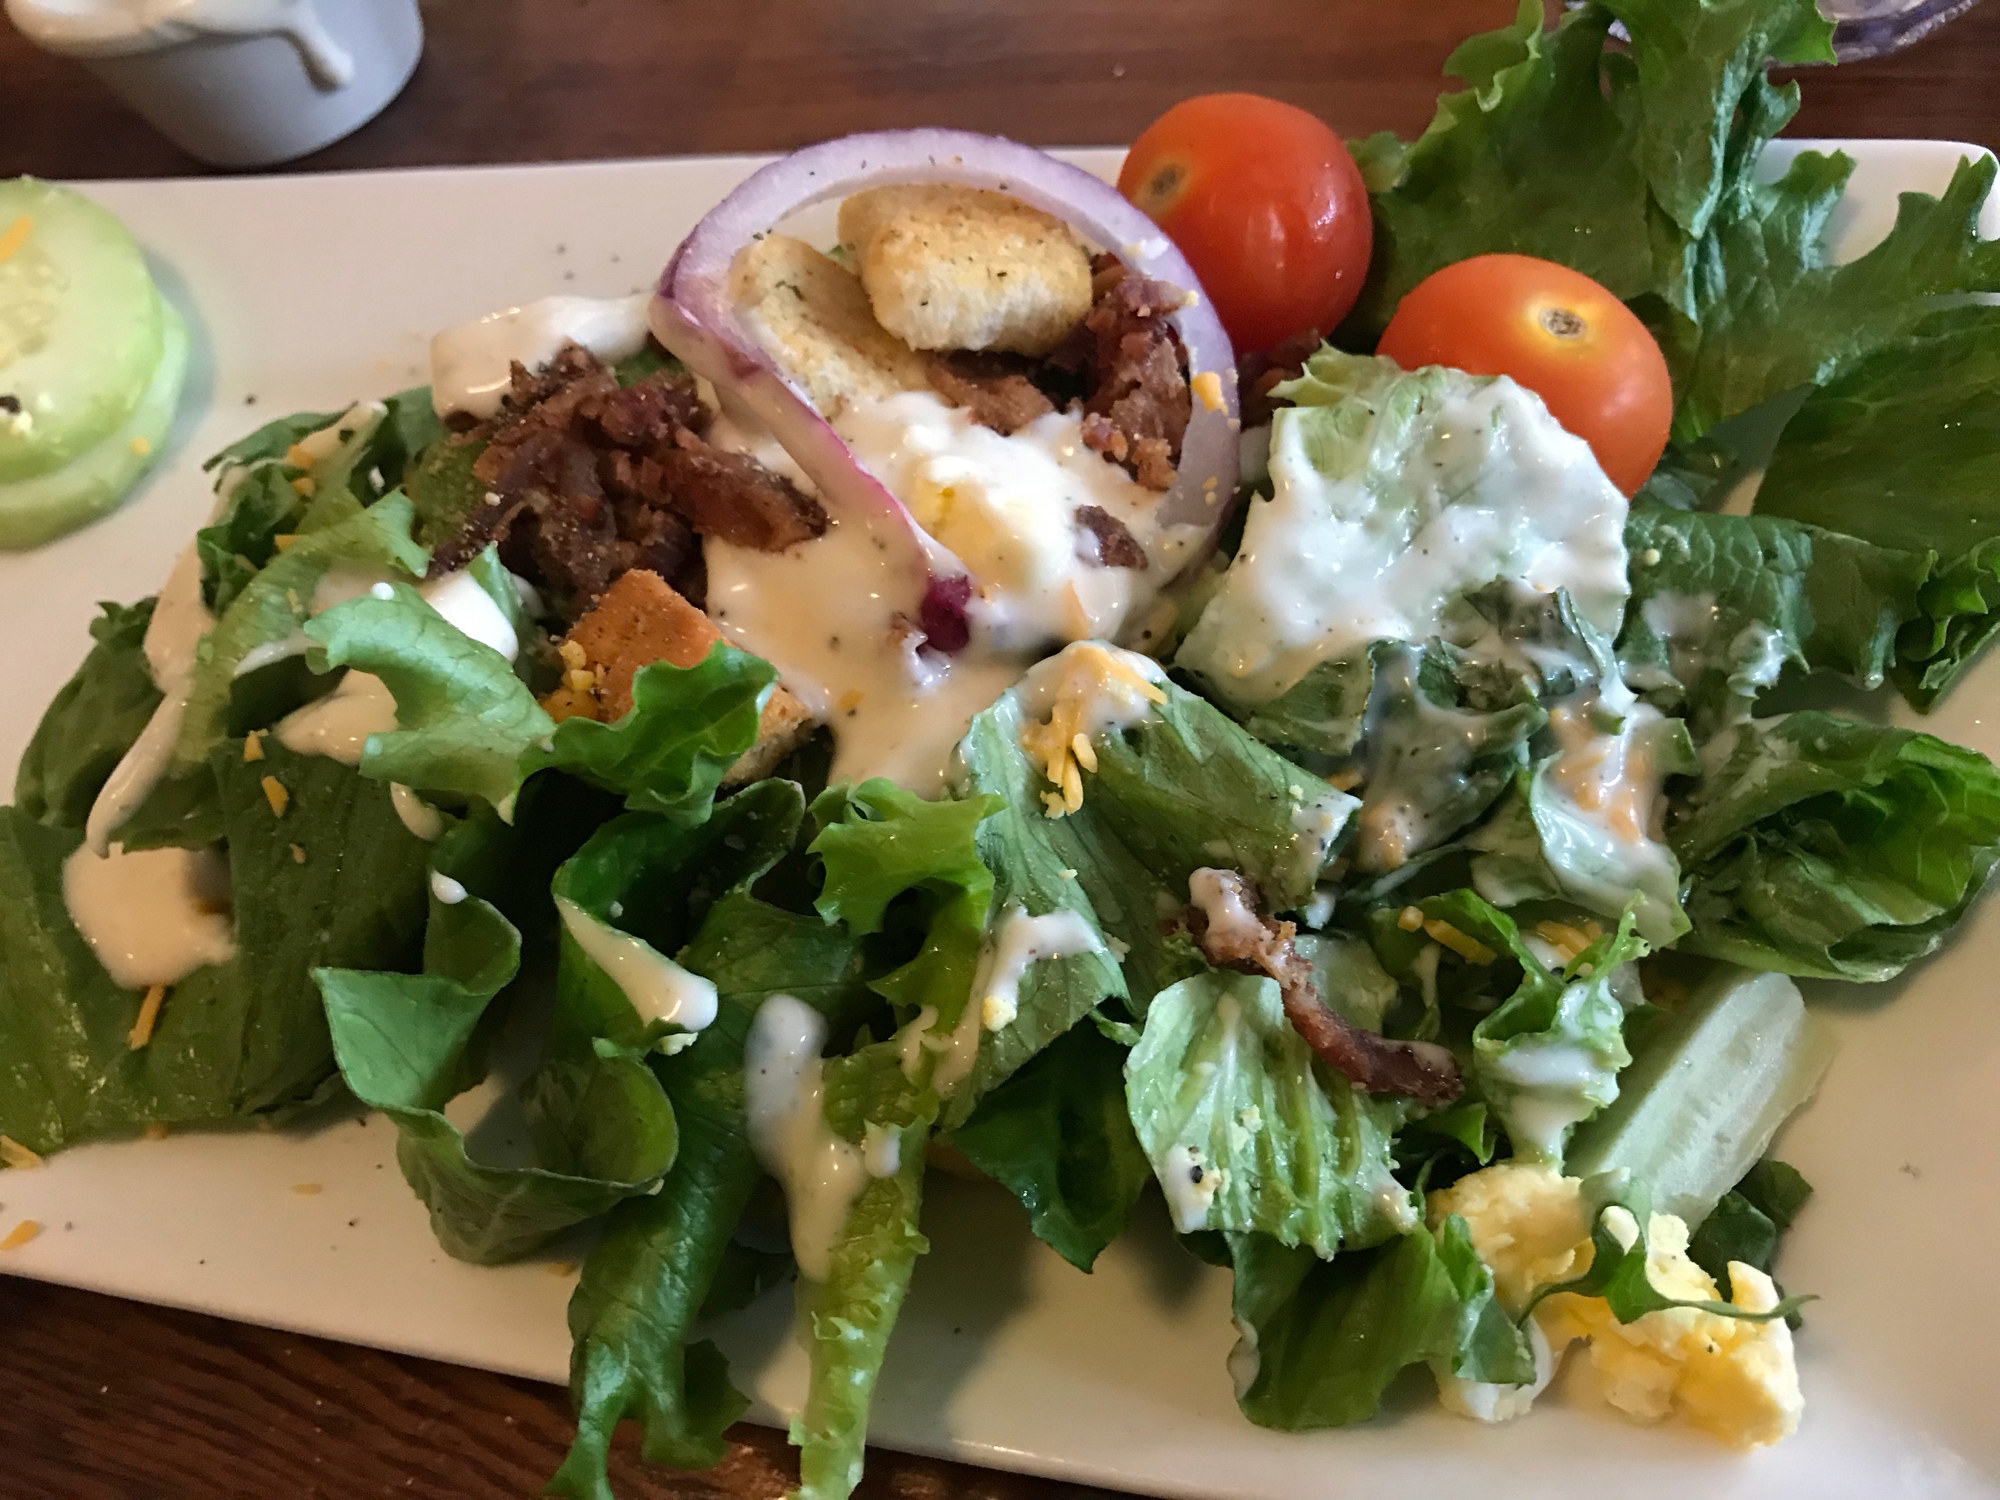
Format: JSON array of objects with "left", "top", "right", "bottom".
[
  {"left": 4, "top": 0, "right": 421, "bottom": 167},
  {"left": 2, "top": 0, "right": 1994, "bottom": 181},
  {"left": 1823, "top": 0, "right": 1985, "bottom": 59}
]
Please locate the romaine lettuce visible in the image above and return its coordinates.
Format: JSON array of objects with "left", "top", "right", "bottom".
[
  {"left": 1672, "top": 711, "right": 2000, "bottom": 980},
  {"left": 1, "top": 741, "right": 429, "bottom": 1153}
]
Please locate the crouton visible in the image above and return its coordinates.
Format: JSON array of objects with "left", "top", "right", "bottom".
[
  {"left": 542, "top": 568, "right": 818, "bottom": 784},
  {"left": 838, "top": 185, "right": 1092, "bottom": 357},
  {"left": 730, "top": 234, "right": 929, "bottom": 417}
]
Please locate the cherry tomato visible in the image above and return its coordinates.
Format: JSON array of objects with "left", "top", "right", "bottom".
[
  {"left": 1376, "top": 253, "right": 1672, "bottom": 496},
  {"left": 1119, "top": 94, "right": 1371, "bottom": 357}
]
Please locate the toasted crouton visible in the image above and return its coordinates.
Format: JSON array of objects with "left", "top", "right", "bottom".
[
  {"left": 542, "top": 569, "right": 818, "bottom": 785},
  {"left": 838, "top": 185, "right": 1093, "bottom": 357},
  {"left": 730, "top": 234, "right": 929, "bottom": 417}
]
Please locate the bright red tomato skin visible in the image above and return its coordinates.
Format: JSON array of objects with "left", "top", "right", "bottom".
[
  {"left": 1120, "top": 94, "right": 1372, "bottom": 357},
  {"left": 1377, "top": 253, "right": 1673, "bottom": 496}
]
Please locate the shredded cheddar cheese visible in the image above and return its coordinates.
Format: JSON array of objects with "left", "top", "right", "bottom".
[
  {"left": 290, "top": 476, "right": 317, "bottom": 497},
  {"left": 1534, "top": 920, "right": 1597, "bottom": 963},
  {"left": 1018, "top": 643, "right": 1166, "bottom": 819},
  {"left": 0, "top": 1221, "right": 42, "bottom": 1251},
  {"left": 128, "top": 984, "right": 168, "bottom": 1049},
  {"left": 0, "top": 215, "right": 32, "bottom": 262},
  {"left": 243, "top": 729, "right": 265, "bottom": 763},
  {"left": 1397, "top": 906, "right": 1426, "bottom": 932},
  {"left": 1424, "top": 919, "right": 1497, "bottom": 965},
  {"left": 290, "top": 843, "right": 307, "bottom": 865},
  {"left": 0, "top": 1134, "right": 45, "bottom": 1170},
  {"left": 1190, "top": 370, "right": 1225, "bottom": 412},
  {"left": 284, "top": 442, "right": 314, "bottom": 468},
  {"left": 261, "top": 775, "right": 289, "bottom": 816},
  {"left": 273, "top": 533, "right": 299, "bottom": 551}
]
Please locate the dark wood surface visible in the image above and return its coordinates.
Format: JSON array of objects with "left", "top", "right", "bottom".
[{"left": 3, "top": 2, "right": 1998, "bottom": 1497}]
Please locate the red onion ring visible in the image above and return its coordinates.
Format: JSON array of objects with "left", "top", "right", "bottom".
[{"left": 650, "top": 128, "right": 1240, "bottom": 649}]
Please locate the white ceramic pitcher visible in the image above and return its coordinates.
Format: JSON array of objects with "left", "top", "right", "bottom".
[{"left": 6, "top": 0, "right": 424, "bottom": 168}]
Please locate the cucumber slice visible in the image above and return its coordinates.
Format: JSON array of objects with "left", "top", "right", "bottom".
[
  {"left": 1564, "top": 966, "right": 1836, "bottom": 1227},
  {"left": 0, "top": 178, "right": 166, "bottom": 483},
  {"left": 0, "top": 300, "right": 188, "bottom": 549}
]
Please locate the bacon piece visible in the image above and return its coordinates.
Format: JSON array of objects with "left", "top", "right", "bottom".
[
  {"left": 925, "top": 351, "right": 1056, "bottom": 435},
  {"left": 429, "top": 342, "right": 820, "bottom": 620},
  {"left": 1182, "top": 867, "right": 1462, "bottom": 1106},
  {"left": 1075, "top": 505, "right": 1147, "bottom": 569}
]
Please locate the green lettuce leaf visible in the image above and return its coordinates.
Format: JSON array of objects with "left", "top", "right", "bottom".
[
  {"left": 298, "top": 567, "right": 776, "bottom": 822},
  {"left": 551, "top": 885, "right": 868, "bottom": 1498},
  {"left": 947, "top": 1020, "right": 1150, "bottom": 1272},
  {"left": 197, "top": 391, "right": 441, "bottom": 613},
  {"left": 1687, "top": 1158, "right": 1813, "bottom": 1287},
  {"left": 954, "top": 662, "right": 1354, "bottom": 1022},
  {"left": 304, "top": 581, "right": 554, "bottom": 813},
  {"left": 1125, "top": 968, "right": 1414, "bottom": 1257},
  {"left": 1619, "top": 508, "right": 1931, "bottom": 725},
  {"left": 1671, "top": 154, "right": 2000, "bottom": 438},
  {"left": 1342, "top": 3, "right": 1655, "bottom": 338},
  {"left": 1225, "top": 1212, "right": 1532, "bottom": 1430},
  {"left": 1344, "top": 0, "right": 1829, "bottom": 343},
  {"left": 1751, "top": 306, "right": 2000, "bottom": 708},
  {"left": 1405, "top": 892, "right": 1643, "bottom": 1167},
  {"left": 176, "top": 491, "right": 429, "bottom": 770},
  {"left": 537, "top": 646, "right": 778, "bottom": 822},
  {"left": 789, "top": 1038, "right": 936, "bottom": 1500},
  {"left": 316, "top": 804, "right": 680, "bottom": 1265},
  {"left": 807, "top": 779, "right": 1014, "bottom": 1124},
  {"left": 1, "top": 740, "right": 430, "bottom": 1153},
  {"left": 15, "top": 599, "right": 159, "bottom": 829},
  {"left": 1671, "top": 711, "right": 2000, "bottom": 980}
]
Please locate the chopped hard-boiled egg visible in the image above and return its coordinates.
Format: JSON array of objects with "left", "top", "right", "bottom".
[{"left": 1428, "top": 1161, "right": 1805, "bottom": 1449}]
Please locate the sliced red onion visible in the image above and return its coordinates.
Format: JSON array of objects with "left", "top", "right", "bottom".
[{"left": 650, "top": 129, "right": 1241, "bottom": 650}]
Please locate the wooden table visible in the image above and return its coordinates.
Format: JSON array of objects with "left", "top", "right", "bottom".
[{"left": 4, "top": 2, "right": 1998, "bottom": 1496}]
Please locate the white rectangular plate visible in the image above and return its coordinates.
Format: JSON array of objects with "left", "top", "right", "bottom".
[{"left": 2, "top": 142, "right": 1996, "bottom": 1500}]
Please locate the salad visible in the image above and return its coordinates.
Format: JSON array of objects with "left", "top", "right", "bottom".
[{"left": 6, "top": 2, "right": 2000, "bottom": 1496}]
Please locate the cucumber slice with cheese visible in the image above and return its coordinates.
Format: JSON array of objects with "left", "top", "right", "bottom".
[
  {"left": 0, "top": 300, "right": 188, "bottom": 549},
  {"left": 0, "top": 178, "right": 166, "bottom": 483}
]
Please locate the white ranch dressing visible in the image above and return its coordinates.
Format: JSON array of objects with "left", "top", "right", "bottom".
[
  {"left": 391, "top": 783, "right": 443, "bottom": 840},
  {"left": 276, "top": 669, "right": 397, "bottom": 763},
  {"left": 744, "top": 994, "right": 869, "bottom": 1282},
  {"left": 1188, "top": 866, "right": 1270, "bottom": 946},
  {"left": 7, "top": 1, "right": 355, "bottom": 86},
  {"left": 61, "top": 842, "right": 236, "bottom": 989},
  {"left": 704, "top": 513, "right": 1021, "bottom": 795},
  {"left": 430, "top": 293, "right": 651, "bottom": 420},
  {"left": 274, "top": 567, "right": 522, "bottom": 765},
  {"left": 555, "top": 896, "right": 719, "bottom": 1032},
  {"left": 969, "top": 904, "right": 1103, "bottom": 1032},
  {"left": 429, "top": 869, "right": 467, "bottom": 905},
  {"left": 1484, "top": 1035, "right": 1615, "bottom": 1161},
  {"left": 84, "top": 541, "right": 214, "bottom": 855},
  {"left": 1180, "top": 374, "right": 1630, "bottom": 706},
  {"left": 833, "top": 390, "right": 1201, "bottom": 651}
]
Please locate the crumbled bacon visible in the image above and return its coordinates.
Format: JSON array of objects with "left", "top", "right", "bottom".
[
  {"left": 1074, "top": 505, "right": 1147, "bottom": 569},
  {"left": 1181, "top": 869, "right": 1463, "bottom": 1106},
  {"left": 926, "top": 351, "right": 1056, "bottom": 435},
  {"left": 1070, "top": 261, "right": 1192, "bottom": 491},
  {"left": 430, "top": 342, "right": 822, "bottom": 621}
]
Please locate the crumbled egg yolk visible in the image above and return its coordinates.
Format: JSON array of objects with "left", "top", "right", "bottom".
[
  {"left": 1428, "top": 1162, "right": 1805, "bottom": 1449},
  {"left": 1018, "top": 642, "right": 1165, "bottom": 818}
]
